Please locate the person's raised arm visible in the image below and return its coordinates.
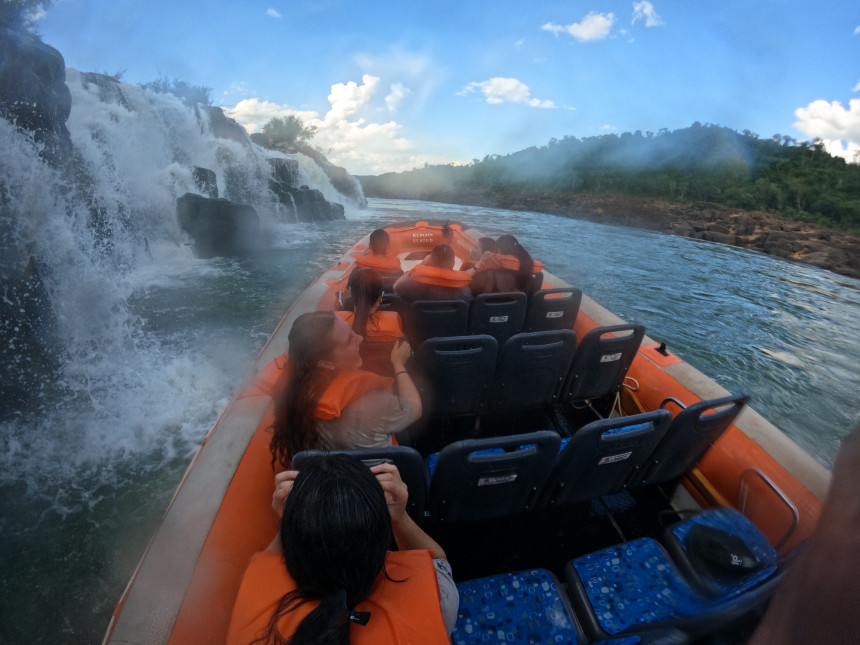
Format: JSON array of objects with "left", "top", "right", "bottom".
[
  {"left": 372, "top": 462, "right": 446, "bottom": 560},
  {"left": 264, "top": 470, "right": 298, "bottom": 553},
  {"left": 389, "top": 339, "right": 422, "bottom": 423}
]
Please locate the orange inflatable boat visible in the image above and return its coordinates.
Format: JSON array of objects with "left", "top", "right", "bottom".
[{"left": 103, "top": 221, "right": 830, "bottom": 645}]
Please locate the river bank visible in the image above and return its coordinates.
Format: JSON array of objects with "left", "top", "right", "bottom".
[{"left": 363, "top": 187, "right": 860, "bottom": 280}]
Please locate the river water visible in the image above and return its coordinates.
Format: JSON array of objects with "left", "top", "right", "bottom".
[
  {"left": 2, "top": 151, "right": 859, "bottom": 644},
  {"left": 1, "top": 196, "right": 858, "bottom": 643}
]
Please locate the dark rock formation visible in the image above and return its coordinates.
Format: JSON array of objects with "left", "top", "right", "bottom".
[
  {"left": 0, "top": 26, "right": 72, "bottom": 165},
  {"left": 176, "top": 193, "right": 260, "bottom": 258},
  {"left": 290, "top": 188, "right": 345, "bottom": 222},
  {"left": 208, "top": 106, "right": 251, "bottom": 145},
  {"left": 193, "top": 167, "right": 218, "bottom": 198}
]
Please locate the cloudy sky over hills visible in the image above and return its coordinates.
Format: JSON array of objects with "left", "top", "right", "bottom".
[{"left": 40, "top": 1, "right": 860, "bottom": 175}]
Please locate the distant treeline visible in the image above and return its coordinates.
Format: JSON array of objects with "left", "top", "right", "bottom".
[{"left": 362, "top": 123, "right": 860, "bottom": 233}]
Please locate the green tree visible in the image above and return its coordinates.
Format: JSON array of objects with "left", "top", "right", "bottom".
[
  {"left": 1, "top": 0, "right": 52, "bottom": 31},
  {"left": 260, "top": 115, "right": 318, "bottom": 150},
  {"left": 140, "top": 77, "right": 213, "bottom": 108}
]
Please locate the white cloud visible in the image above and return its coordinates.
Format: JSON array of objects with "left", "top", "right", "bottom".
[
  {"left": 266, "top": 8, "right": 282, "bottom": 18},
  {"left": 461, "top": 77, "right": 556, "bottom": 108},
  {"left": 385, "top": 82, "right": 411, "bottom": 113},
  {"left": 854, "top": 25, "right": 860, "bottom": 35},
  {"left": 854, "top": 81, "right": 860, "bottom": 92},
  {"left": 542, "top": 12, "right": 615, "bottom": 42},
  {"left": 224, "top": 77, "right": 448, "bottom": 174},
  {"left": 632, "top": 1, "right": 663, "bottom": 27},
  {"left": 794, "top": 98, "right": 860, "bottom": 163}
]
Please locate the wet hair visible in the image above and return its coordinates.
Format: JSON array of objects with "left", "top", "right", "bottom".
[
  {"left": 477, "top": 237, "right": 497, "bottom": 255},
  {"left": 369, "top": 229, "right": 390, "bottom": 256},
  {"left": 270, "top": 311, "right": 338, "bottom": 469},
  {"left": 349, "top": 269, "right": 383, "bottom": 339},
  {"left": 254, "top": 454, "right": 394, "bottom": 645},
  {"left": 496, "top": 234, "right": 534, "bottom": 290},
  {"left": 427, "top": 244, "right": 455, "bottom": 270}
]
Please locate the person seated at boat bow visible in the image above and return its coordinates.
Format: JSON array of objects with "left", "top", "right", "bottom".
[
  {"left": 263, "top": 311, "right": 421, "bottom": 470},
  {"left": 335, "top": 269, "right": 404, "bottom": 344},
  {"left": 226, "top": 454, "right": 458, "bottom": 644},
  {"left": 353, "top": 229, "right": 403, "bottom": 287},
  {"left": 393, "top": 243, "right": 472, "bottom": 304},
  {"left": 468, "top": 233, "right": 542, "bottom": 295}
]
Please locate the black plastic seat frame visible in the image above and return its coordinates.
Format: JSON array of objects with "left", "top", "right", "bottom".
[
  {"left": 405, "top": 299, "right": 470, "bottom": 346},
  {"left": 489, "top": 330, "right": 577, "bottom": 414},
  {"left": 537, "top": 409, "right": 673, "bottom": 508},
  {"left": 524, "top": 287, "right": 582, "bottom": 333},
  {"left": 427, "top": 430, "right": 561, "bottom": 524},
  {"left": 414, "top": 334, "right": 498, "bottom": 417},
  {"left": 467, "top": 291, "right": 527, "bottom": 346}
]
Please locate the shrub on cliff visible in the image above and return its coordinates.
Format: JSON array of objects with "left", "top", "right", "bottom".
[{"left": 0, "top": 0, "right": 52, "bottom": 31}]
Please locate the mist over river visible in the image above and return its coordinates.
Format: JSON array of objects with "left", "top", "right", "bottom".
[{"left": 1, "top": 197, "right": 858, "bottom": 643}]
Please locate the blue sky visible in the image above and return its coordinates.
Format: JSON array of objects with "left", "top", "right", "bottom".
[{"left": 38, "top": 1, "right": 860, "bottom": 175}]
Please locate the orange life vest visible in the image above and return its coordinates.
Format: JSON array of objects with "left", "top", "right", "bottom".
[
  {"left": 226, "top": 549, "right": 449, "bottom": 645},
  {"left": 353, "top": 253, "right": 403, "bottom": 274},
  {"left": 335, "top": 310, "right": 404, "bottom": 343},
  {"left": 240, "top": 354, "right": 393, "bottom": 419},
  {"left": 409, "top": 264, "right": 472, "bottom": 288}
]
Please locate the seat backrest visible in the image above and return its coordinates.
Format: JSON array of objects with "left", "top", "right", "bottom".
[
  {"left": 538, "top": 410, "right": 672, "bottom": 507},
  {"left": 427, "top": 430, "right": 561, "bottom": 524},
  {"left": 467, "top": 291, "right": 527, "bottom": 346},
  {"left": 489, "top": 330, "right": 577, "bottom": 413},
  {"left": 414, "top": 335, "right": 498, "bottom": 417},
  {"left": 524, "top": 288, "right": 582, "bottom": 333},
  {"left": 291, "top": 446, "right": 429, "bottom": 524},
  {"left": 378, "top": 292, "right": 404, "bottom": 315},
  {"left": 405, "top": 299, "right": 470, "bottom": 345},
  {"left": 635, "top": 393, "right": 749, "bottom": 487},
  {"left": 562, "top": 323, "right": 645, "bottom": 405}
]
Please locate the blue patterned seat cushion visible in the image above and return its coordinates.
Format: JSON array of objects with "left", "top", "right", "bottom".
[
  {"left": 572, "top": 538, "right": 717, "bottom": 635},
  {"left": 453, "top": 569, "right": 580, "bottom": 644},
  {"left": 669, "top": 508, "right": 778, "bottom": 598}
]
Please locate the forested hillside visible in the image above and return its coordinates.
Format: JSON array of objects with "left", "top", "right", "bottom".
[{"left": 362, "top": 123, "right": 860, "bottom": 234}]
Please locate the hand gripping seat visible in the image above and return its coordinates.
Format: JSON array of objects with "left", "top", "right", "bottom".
[
  {"left": 634, "top": 393, "right": 749, "bottom": 488},
  {"left": 404, "top": 298, "right": 469, "bottom": 345},
  {"left": 537, "top": 410, "right": 672, "bottom": 508},
  {"left": 489, "top": 330, "right": 577, "bottom": 414},
  {"left": 467, "top": 291, "right": 527, "bottom": 346},
  {"left": 561, "top": 323, "right": 645, "bottom": 416},
  {"left": 524, "top": 287, "right": 582, "bottom": 333},
  {"left": 291, "top": 446, "right": 428, "bottom": 524},
  {"left": 452, "top": 568, "right": 584, "bottom": 645},
  {"left": 414, "top": 335, "right": 498, "bottom": 417},
  {"left": 426, "top": 430, "right": 560, "bottom": 524}
]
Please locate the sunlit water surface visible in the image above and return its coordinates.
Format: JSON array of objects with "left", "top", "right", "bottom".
[{"left": 1, "top": 198, "right": 858, "bottom": 643}]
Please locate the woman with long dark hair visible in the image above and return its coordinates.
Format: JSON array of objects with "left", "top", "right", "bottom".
[
  {"left": 263, "top": 311, "right": 420, "bottom": 469},
  {"left": 335, "top": 268, "right": 403, "bottom": 343},
  {"left": 468, "top": 233, "right": 537, "bottom": 294},
  {"left": 226, "top": 454, "right": 457, "bottom": 644}
]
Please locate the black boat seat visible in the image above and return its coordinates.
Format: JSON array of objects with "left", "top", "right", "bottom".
[
  {"left": 452, "top": 568, "right": 585, "bottom": 644},
  {"left": 426, "top": 430, "right": 560, "bottom": 524},
  {"left": 414, "top": 335, "right": 497, "bottom": 417},
  {"left": 467, "top": 291, "right": 527, "bottom": 346},
  {"left": 291, "top": 446, "right": 428, "bottom": 525},
  {"left": 634, "top": 393, "right": 749, "bottom": 488},
  {"left": 405, "top": 298, "right": 469, "bottom": 345},
  {"left": 524, "top": 287, "right": 582, "bottom": 333},
  {"left": 537, "top": 410, "right": 672, "bottom": 508},
  {"left": 561, "top": 323, "right": 645, "bottom": 416},
  {"left": 488, "top": 330, "right": 577, "bottom": 414}
]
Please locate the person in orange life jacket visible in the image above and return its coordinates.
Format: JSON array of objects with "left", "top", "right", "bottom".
[
  {"left": 459, "top": 237, "right": 497, "bottom": 272},
  {"left": 226, "top": 453, "right": 458, "bottom": 645},
  {"left": 393, "top": 243, "right": 472, "bottom": 305},
  {"left": 353, "top": 229, "right": 403, "bottom": 284},
  {"left": 335, "top": 268, "right": 403, "bottom": 343},
  {"left": 467, "top": 233, "right": 538, "bottom": 295},
  {"left": 268, "top": 311, "right": 421, "bottom": 470}
]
